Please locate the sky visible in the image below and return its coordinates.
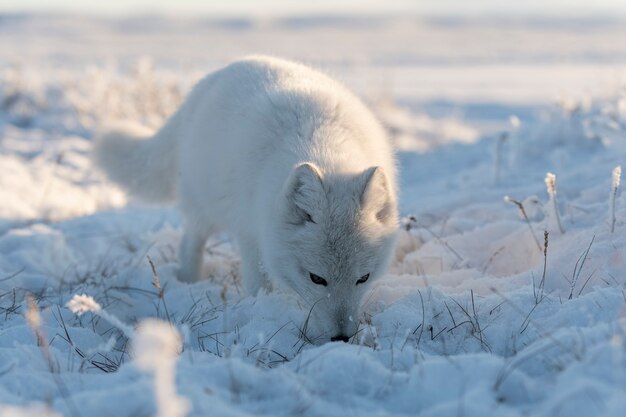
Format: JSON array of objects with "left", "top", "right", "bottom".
[{"left": 1, "top": 0, "right": 626, "bottom": 17}]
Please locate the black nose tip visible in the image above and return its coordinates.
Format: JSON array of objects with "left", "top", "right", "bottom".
[{"left": 331, "top": 335, "right": 350, "bottom": 343}]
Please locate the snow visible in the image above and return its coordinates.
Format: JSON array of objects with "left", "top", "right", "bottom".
[{"left": 1, "top": 14, "right": 626, "bottom": 417}]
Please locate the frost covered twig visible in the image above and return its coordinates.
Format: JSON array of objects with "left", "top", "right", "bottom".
[
  {"left": 504, "top": 196, "right": 542, "bottom": 252},
  {"left": 66, "top": 294, "right": 134, "bottom": 337},
  {"left": 545, "top": 172, "right": 565, "bottom": 234},
  {"left": 407, "top": 216, "right": 466, "bottom": 267},
  {"left": 610, "top": 166, "right": 621, "bottom": 233},
  {"left": 133, "top": 319, "right": 189, "bottom": 417}
]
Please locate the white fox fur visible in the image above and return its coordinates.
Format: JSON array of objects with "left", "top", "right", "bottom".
[{"left": 93, "top": 56, "right": 398, "bottom": 342}]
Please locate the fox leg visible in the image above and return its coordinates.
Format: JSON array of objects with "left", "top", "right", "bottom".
[
  {"left": 238, "top": 236, "right": 271, "bottom": 295},
  {"left": 178, "top": 224, "right": 212, "bottom": 283}
]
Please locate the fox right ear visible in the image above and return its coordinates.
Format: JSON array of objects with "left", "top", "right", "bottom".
[
  {"left": 283, "top": 163, "right": 326, "bottom": 225},
  {"left": 359, "top": 166, "right": 397, "bottom": 226}
]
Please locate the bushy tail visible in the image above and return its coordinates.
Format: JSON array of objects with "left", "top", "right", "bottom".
[{"left": 92, "top": 119, "right": 178, "bottom": 202}]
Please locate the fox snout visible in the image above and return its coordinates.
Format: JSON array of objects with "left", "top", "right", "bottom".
[{"left": 330, "top": 316, "right": 358, "bottom": 343}]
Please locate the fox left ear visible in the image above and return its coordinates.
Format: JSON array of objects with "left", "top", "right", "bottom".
[
  {"left": 359, "top": 167, "right": 397, "bottom": 226},
  {"left": 283, "top": 163, "right": 327, "bottom": 225}
]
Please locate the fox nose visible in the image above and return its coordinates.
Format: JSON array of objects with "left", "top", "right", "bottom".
[{"left": 331, "top": 335, "right": 350, "bottom": 343}]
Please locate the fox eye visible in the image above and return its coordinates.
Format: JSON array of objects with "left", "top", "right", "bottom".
[
  {"left": 309, "top": 273, "right": 328, "bottom": 286},
  {"left": 356, "top": 274, "right": 370, "bottom": 285}
]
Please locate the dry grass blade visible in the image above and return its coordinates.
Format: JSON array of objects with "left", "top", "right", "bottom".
[
  {"left": 568, "top": 235, "right": 595, "bottom": 300},
  {"left": 147, "top": 256, "right": 163, "bottom": 299},
  {"left": 412, "top": 289, "right": 426, "bottom": 346},
  {"left": 0, "top": 266, "right": 26, "bottom": 282},
  {"left": 147, "top": 256, "right": 171, "bottom": 322}
]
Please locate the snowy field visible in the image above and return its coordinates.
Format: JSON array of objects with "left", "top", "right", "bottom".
[{"left": 1, "top": 14, "right": 626, "bottom": 417}]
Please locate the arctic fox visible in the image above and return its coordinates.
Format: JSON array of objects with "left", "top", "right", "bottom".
[{"left": 94, "top": 56, "right": 398, "bottom": 343}]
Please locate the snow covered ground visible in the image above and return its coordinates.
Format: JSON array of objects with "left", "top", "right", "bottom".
[{"left": 1, "top": 14, "right": 626, "bottom": 417}]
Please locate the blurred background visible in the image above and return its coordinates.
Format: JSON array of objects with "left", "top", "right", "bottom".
[{"left": 2, "top": 0, "right": 626, "bottom": 150}]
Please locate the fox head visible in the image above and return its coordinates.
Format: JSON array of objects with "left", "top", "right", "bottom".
[{"left": 267, "top": 162, "right": 398, "bottom": 344}]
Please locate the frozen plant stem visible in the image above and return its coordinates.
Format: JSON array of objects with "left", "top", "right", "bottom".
[
  {"left": 538, "top": 231, "right": 548, "bottom": 303},
  {"left": 28, "top": 295, "right": 81, "bottom": 417},
  {"left": 69, "top": 296, "right": 189, "bottom": 417},
  {"left": 133, "top": 319, "right": 189, "bottom": 417},
  {"left": 66, "top": 294, "right": 135, "bottom": 338},
  {"left": 25, "top": 294, "right": 53, "bottom": 372},
  {"left": 148, "top": 256, "right": 171, "bottom": 321},
  {"left": 610, "top": 166, "right": 621, "bottom": 233},
  {"left": 545, "top": 172, "right": 565, "bottom": 234},
  {"left": 504, "top": 196, "right": 542, "bottom": 252}
]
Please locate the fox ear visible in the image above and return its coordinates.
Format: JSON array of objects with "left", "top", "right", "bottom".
[
  {"left": 284, "top": 163, "right": 326, "bottom": 225},
  {"left": 359, "top": 167, "right": 396, "bottom": 225}
]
